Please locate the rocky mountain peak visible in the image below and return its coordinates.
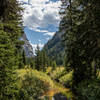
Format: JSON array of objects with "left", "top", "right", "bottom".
[{"left": 22, "top": 34, "right": 34, "bottom": 57}]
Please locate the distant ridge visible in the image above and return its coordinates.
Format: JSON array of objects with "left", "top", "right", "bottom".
[{"left": 43, "top": 30, "right": 65, "bottom": 65}]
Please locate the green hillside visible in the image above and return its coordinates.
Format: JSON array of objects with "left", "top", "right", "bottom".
[{"left": 43, "top": 31, "right": 65, "bottom": 65}]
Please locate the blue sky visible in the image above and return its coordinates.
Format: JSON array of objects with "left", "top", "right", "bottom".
[{"left": 18, "top": 0, "right": 61, "bottom": 51}]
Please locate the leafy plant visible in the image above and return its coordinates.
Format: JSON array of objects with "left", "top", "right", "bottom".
[
  {"left": 50, "top": 67, "right": 67, "bottom": 81},
  {"left": 17, "top": 71, "right": 49, "bottom": 100},
  {"left": 59, "top": 71, "right": 73, "bottom": 87},
  {"left": 75, "top": 80, "right": 100, "bottom": 100}
]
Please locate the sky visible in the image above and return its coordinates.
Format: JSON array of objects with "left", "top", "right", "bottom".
[{"left": 18, "top": 0, "right": 61, "bottom": 52}]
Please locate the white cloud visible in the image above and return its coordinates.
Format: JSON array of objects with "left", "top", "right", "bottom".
[
  {"left": 32, "top": 28, "right": 48, "bottom": 33},
  {"left": 44, "top": 32, "right": 55, "bottom": 36},
  {"left": 18, "top": 0, "right": 61, "bottom": 36},
  {"left": 31, "top": 43, "right": 44, "bottom": 54}
]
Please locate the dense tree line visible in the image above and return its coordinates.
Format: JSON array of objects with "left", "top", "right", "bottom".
[
  {"left": 21, "top": 44, "right": 57, "bottom": 71},
  {"left": 32, "top": 45, "right": 57, "bottom": 71}
]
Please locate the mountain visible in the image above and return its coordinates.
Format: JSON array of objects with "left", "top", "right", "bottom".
[
  {"left": 22, "top": 34, "right": 34, "bottom": 57},
  {"left": 43, "top": 30, "right": 65, "bottom": 65}
]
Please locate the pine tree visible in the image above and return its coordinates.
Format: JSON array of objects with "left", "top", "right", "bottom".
[
  {"left": 42, "top": 50, "right": 48, "bottom": 71},
  {"left": 35, "top": 46, "right": 50, "bottom": 71},
  {"left": 30, "top": 57, "right": 35, "bottom": 69},
  {"left": 35, "top": 45, "right": 41, "bottom": 70},
  {"left": 52, "top": 61, "right": 57, "bottom": 70},
  {"left": 0, "top": 24, "right": 18, "bottom": 99},
  {"left": 22, "top": 50, "right": 26, "bottom": 66},
  {"left": 0, "top": 0, "right": 24, "bottom": 67},
  {"left": 60, "top": 0, "right": 100, "bottom": 88},
  {"left": 0, "top": 0, "right": 23, "bottom": 99}
]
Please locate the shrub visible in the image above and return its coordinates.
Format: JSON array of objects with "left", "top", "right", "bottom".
[
  {"left": 59, "top": 71, "right": 73, "bottom": 87},
  {"left": 46, "top": 67, "right": 52, "bottom": 75},
  {"left": 17, "top": 71, "right": 49, "bottom": 100},
  {"left": 15, "top": 68, "right": 72, "bottom": 100},
  {"left": 50, "top": 67, "right": 67, "bottom": 81},
  {"left": 75, "top": 79, "right": 100, "bottom": 100},
  {"left": 98, "top": 71, "right": 100, "bottom": 79}
]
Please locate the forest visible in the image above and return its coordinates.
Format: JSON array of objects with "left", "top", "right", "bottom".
[{"left": 0, "top": 0, "right": 100, "bottom": 100}]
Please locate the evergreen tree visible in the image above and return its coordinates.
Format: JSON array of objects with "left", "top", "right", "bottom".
[
  {"left": 42, "top": 50, "right": 48, "bottom": 71},
  {"left": 35, "top": 45, "right": 41, "bottom": 70},
  {"left": 60, "top": 0, "right": 100, "bottom": 88},
  {"left": 35, "top": 45, "right": 51, "bottom": 71},
  {"left": 0, "top": 0, "right": 23, "bottom": 99},
  {"left": 22, "top": 50, "right": 26, "bottom": 66},
  {"left": 0, "top": 23, "right": 19, "bottom": 100},
  {"left": 30, "top": 57, "right": 35, "bottom": 69},
  {"left": 0, "top": 0, "right": 24, "bottom": 67},
  {"left": 52, "top": 61, "right": 57, "bottom": 70}
]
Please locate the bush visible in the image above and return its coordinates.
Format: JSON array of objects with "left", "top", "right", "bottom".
[
  {"left": 75, "top": 79, "right": 100, "bottom": 100},
  {"left": 59, "top": 71, "right": 73, "bottom": 87},
  {"left": 16, "top": 71, "right": 49, "bottom": 100},
  {"left": 46, "top": 67, "right": 53, "bottom": 75},
  {"left": 50, "top": 67, "right": 67, "bottom": 81},
  {"left": 98, "top": 71, "right": 100, "bottom": 79},
  {"left": 15, "top": 68, "right": 73, "bottom": 100}
]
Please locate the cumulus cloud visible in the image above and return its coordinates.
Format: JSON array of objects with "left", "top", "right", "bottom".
[
  {"left": 18, "top": 0, "right": 61, "bottom": 36},
  {"left": 31, "top": 43, "right": 44, "bottom": 54}
]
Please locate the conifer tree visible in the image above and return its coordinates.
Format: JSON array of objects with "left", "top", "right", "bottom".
[
  {"left": 0, "top": 0, "right": 23, "bottom": 99},
  {"left": 22, "top": 50, "right": 26, "bottom": 66},
  {"left": 42, "top": 50, "right": 48, "bottom": 71},
  {"left": 35, "top": 46, "right": 50, "bottom": 71},
  {"left": 30, "top": 57, "right": 35, "bottom": 69},
  {"left": 60, "top": 0, "right": 100, "bottom": 87},
  {"left": 52, "top": 61, "right": 57, "bottom": 70},
  {"left": 35, "top": 45, "right": 41, "bottom": 70},
  {"left": 0, "top": 27, "right": 16, "bottom": 99}
]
